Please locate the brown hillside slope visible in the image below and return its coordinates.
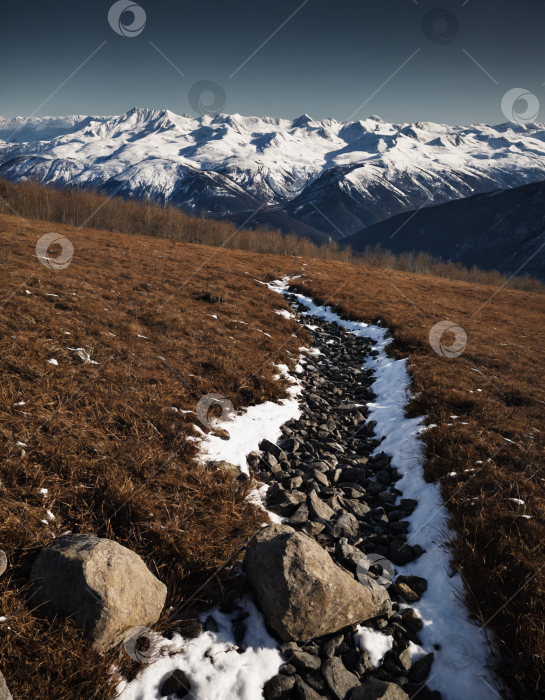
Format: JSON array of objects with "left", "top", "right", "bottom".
[{"left": 0, "top": 213, "right": 544, "bottom": 698}]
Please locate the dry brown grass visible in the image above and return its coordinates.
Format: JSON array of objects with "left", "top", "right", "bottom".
[
  {"left": 1, "top": 178, "right": 543, "bottom": 292},
  {"left": 0, "top": 213, "right": 312, "bottom": 699},
  {"left": 1, "top": 206, "right": 544, "bottom": 699}
]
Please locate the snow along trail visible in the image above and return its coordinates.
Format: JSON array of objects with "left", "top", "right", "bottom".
[{"left": 116, "top": 278, "right": 498, "bottom": 700}]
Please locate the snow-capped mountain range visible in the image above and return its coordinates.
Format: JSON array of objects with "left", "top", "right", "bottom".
[{"left": 2, "top": 107, "right": 545, "bottom": 243}]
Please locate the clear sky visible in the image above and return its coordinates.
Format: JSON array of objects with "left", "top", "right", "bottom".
[{"left": 1, "top": 0, "right": 544, "bottom": 126}]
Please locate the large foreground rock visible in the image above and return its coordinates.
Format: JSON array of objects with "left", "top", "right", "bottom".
[
  {"left": 30, "top": 534, "right": 167, "bottom": 650},
  {"left": 245, "top": 524, "right": 391, "bottom": 641},
  {"left": 0, "top": 671, "right": 12, "bottom": 700}
]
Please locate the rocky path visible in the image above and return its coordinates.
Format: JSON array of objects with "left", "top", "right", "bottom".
[
  {"left": 250, "top": 290, "right": 439, "bottom": 700},
  {"left": 117, "top": 281, "right": 498, "bottom": 700}
]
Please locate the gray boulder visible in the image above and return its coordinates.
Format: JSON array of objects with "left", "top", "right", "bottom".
[
  {"left": 245, "top": 524, "right": 390, "bottom": 641},
  {"left": 0, "top": 671, "right": 12, "bottom": 700},
  {"left": 30, "top": 534, "right": 167, "bottom": 650},
  {"left": 295, "top": 677, "right": 324, "bottom": 700},
  {"left": 353, "top": 677, "right": 409, "bottom": 699},
  {"left": 0, "top": 551, "right": 7, "bottom": 577}
]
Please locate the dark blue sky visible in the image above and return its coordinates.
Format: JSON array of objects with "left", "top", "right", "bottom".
[{"left": 1, "top": 0, "right": 544, "bottom": 125}]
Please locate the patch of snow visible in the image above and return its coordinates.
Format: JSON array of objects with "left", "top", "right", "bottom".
[
  {"left": 355, "top": 626, "right": 394, "bottom": 668},
  {"left": 116, "top": 598, "right": 283, "bottom": 700},
  {"left": 47, "top": 359, "right": 58, "bottom": 366},
  {"left": 275, "top": 309, "right": 293, "bottom": 319}
]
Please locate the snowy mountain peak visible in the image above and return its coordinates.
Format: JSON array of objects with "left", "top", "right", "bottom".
[
  {"left": 291, "top": 114, "right": 314, "bottom": 128},
  {"left": 2, "top": 108, "right": 545, "bottom": 242}
]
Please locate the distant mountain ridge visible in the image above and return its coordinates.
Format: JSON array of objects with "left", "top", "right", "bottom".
[
  {"left": 2, "top": 108, "right": 545, "bottom": 245},
  {"left": 341, "top": 179, "right": 545, "bottom": 281}
]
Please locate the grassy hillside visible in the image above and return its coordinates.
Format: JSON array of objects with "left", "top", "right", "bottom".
[{"left": 0, "top": 205, "right": 543, "bottom": 698}]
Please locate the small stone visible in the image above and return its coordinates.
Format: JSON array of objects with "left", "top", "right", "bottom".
[
  {"left": 264, "top": 674, "right": 296, "bottom": 700},
  {"left": 389, "top": 539, "right": 415, "bottom": 566},
  {"left": 355, "top": 650, "right": 373, "bottom": 675},
  {"left": 308, "top": 491, "right": 335, "bottom": 521},
  {"left": 303, "top": 521, "right": 325, "bottom": 537},
  {"left": 233, "top": 622, "right": 246, "bottom": 644},
  {"left": 395, "top": 576, "right": 427, "bottom": 598},
  {"left": 398, "top": 648, "right": 412, "bottom": 672},
  {"left": 213, "top": 428, "right": 230, "bottom": 440},
  {"left": 280, "top": 641, "right": 300, "bottom": 656},
  {"left": 295, "top": 677, "right": 324, "bottom": 700},
  {"left": 178, "top": 619, "right": 202, "bottom": 638},
  {"left": 290, "top": 504, "right": 310, "bottom": 525},
  {"left": 259, "top": 439, "right": 287, "bottom": 462},
  {"left": 291, "top": 650, "right": 322, "bottom": 673},
  {"left": 207, "top": 460, "right": 240, "bottom": 476},
  {"left": 402, "top": 609, "right": 423, "bottom": 633},
  {"left": 280, "top": 664, "right": 297, "bottom": 676},
  {"left": 323, "top": 634, "right": 345, "bottom": 658},
  {"left": 204, "top": 615, "right": 219, "bottom": 633},
  {"left": 286, "top": 476, "right": 304, "bottom": 490},
  {"left": 160, "top": 669, "right": 191, "bottom": 698},
  {"left": 322, "top": 657, "right": 360, "bottom": 700},
  {"left": 352, "top": 677, "right": 409, "bottom": 699},
  {"left": 305, "top": 668, "right": 328, "bottom": 693},
  {"left": 408, "top": 653, "right": 434, "bottom": 683},
  {"left": 332, "top": 513, "right": 360, "bottom": 539},
  {"left": 392, "top": 583, "right": 419, "bottom": 603}
]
